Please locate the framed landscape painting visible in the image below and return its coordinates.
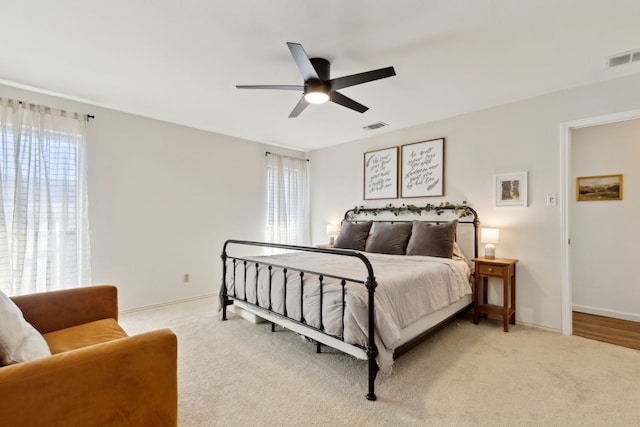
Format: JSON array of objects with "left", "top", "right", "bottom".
[{"left": 576, "top": 174, "right": 623, "bottom": 201}]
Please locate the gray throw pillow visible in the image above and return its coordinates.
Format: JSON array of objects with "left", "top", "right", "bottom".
[
  {"left": 365, "top": 222, "right": 413, "bottom": 255},
  {"left": 406, "top": 220, "right": 458, "bottom": 258},
  {"left": 333, "top": 221, "right": 373, "bottom": 251}
]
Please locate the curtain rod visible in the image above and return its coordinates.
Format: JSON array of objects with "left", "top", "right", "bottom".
[
  {"left": 265, "top": 151, "right": 309, "bottom": 162},
  {"left": 7, "top": 99, "right": 95, "bottom": 121}
]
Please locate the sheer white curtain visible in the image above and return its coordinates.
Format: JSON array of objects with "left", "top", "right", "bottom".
[
  {"left": 0, "top": 99, "right": 91, "bottom": 295},
  {"left": 266, "top": 153, "right": 310, "bottom": 246}
]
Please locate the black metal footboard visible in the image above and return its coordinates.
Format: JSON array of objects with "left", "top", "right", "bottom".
[{"left": 220, "top": 240, "right": 380, "bottom": 401}]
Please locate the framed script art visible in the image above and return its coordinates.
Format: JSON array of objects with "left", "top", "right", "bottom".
[
  {"left": 576, "top": 174, "right": 623, "bottom": 201},
  {"left": 495, "top": 172, "right": 528, "bottom": 207},
  {"left": 401, "top": 138, "right": 444, "bottom": 197},
  {"left": 363, "top": 147, "right": 398, "bottom": 200}
]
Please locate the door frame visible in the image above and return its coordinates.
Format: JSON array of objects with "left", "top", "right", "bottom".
[{"left": 560, "top": 109, "right": 640, "bottom": 335}]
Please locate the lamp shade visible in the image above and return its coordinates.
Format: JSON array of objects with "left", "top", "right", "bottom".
[
  {"left": 481, "top": 228, "right": 500, "bottom": 244},
  {"left": 326, "top": 224, "right": 340, "bottom": 236}
]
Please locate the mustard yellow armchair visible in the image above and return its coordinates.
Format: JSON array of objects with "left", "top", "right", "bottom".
[{"left": 0, "top": 285, "right": 178, "bottom": 427}]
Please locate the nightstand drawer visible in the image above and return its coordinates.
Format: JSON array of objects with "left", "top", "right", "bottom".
[{"left": 478, "top": 264, "right": 505, "bottom": 277}]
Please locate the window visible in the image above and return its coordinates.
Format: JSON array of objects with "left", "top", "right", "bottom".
[
  {"left": 0, "top": 100, "right": 90, "bottom": 295},
  {"left": 266, "top": 153, "right": 310, "bottom": 246}
]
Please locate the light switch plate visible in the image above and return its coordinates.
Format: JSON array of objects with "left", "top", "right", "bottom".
[{"left": 546, "top": 193, "right": 557, "bottom": 206}]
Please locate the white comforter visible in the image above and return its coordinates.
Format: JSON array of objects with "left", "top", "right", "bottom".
[{"left": 223, "top": 251, "right": 471, "bottom": 374}]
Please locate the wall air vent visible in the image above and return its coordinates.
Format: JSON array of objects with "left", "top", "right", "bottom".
[
  {"left": 607, "top": 48, "right": 640, "bottom": 68},
  {"left": 362, "top": 122, "right": 388, "bottom": 131}
]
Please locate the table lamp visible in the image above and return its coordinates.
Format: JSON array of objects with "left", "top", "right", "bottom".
[
  {"left": 326, "top": 223, "right": 340, "bottom": 245},
  {"left": 481, "top": 227, "right": 500, "bottom": 259}
]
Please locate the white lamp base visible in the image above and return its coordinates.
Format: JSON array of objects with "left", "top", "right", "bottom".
[{"left": 484, "top": 243, "right": 495, "bottom": 259}]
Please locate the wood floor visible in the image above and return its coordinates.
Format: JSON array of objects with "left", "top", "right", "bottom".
[{"left": 573, "top": 311, "right": 640, "bottom": 351}]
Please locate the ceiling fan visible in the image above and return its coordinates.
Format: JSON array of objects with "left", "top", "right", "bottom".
[{"left": 236, "top": 42, "right": 396, "bottom": 118}]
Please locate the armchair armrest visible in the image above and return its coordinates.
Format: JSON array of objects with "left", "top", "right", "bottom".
[
  {"left": 10, "top": 285, "right": 119, "bottom": 334},
  {"left": 0, "top": 329, "right": 178, "bottom": 427}
]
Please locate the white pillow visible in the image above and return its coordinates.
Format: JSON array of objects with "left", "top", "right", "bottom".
[
  {"left": 0, "top": 289, "right": 51, "bottom": 366},
  {"left": 452, "top": 241, "right": 470, "bottom": 264}
]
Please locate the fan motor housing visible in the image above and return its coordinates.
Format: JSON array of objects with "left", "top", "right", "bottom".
[
  {"left": 304, "top": 79, "right": 327, "bottom": 96},
  {"left": 310, "top": 58, "right": 331, "bottom": 81}
]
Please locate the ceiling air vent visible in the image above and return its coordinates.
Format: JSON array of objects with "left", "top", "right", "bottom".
[
  {"left": 607, "top": 48, "right": 640, "bottom": 68},
  {"left": 362, "top": 122, "right": 388, "bottom": 131}
]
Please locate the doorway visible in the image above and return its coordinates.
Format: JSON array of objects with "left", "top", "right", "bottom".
[{"left": 560, "top": 109, "right": 640, "bottom": 336}]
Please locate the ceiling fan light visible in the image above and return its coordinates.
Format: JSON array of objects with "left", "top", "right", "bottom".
[{"left": 304, "top": 91, "right": 329, "bottom": 104}]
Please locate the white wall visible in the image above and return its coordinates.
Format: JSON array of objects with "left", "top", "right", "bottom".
[
  {"left": 4, "top": 71, "right": 640, "bottom": 324},
  {"left": 309, "top": 72, "right": 640, "bottom": 331},
  {"left": 571, "top": 119, "right": 640, "bottom": 321},
  {"left": 0, "top": 84, "right": 303, "bottom": 310}
]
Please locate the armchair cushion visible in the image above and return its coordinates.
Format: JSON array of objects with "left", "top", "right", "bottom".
[
  {"left": 0, "top": 289, "right": 51, "bottom": 366},
  {"left": 44, "top": 319, "right": 128, "bottom": 354}
]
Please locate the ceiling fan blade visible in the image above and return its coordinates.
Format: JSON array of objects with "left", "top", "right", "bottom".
[
  {"left": 329, "top": 91, "right": 369, "bottom": 113},
  {"left": 287, "top": 42, "right": 320, "bottom": 81},
  {"left": 329, "top": 66, "right": 396, "bottom": 91},
  {"left": 236, "top": 85, "right": 304, "bottom": 91},
  {"left": 288, "top": 97, "right": 309, "bottom": 118}
]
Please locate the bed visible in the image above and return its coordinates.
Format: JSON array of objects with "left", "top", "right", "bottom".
[{"left": 219, "top": 204, "right": 479, "bottom": 400}]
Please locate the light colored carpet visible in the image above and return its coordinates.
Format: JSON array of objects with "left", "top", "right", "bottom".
[{"left": 120, "top": 297, "right": 640, "bottom": 427}]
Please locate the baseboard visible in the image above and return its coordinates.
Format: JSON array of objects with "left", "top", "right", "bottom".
[
  {"left": 119, "top": 293, "right": 216, "bottom": 315},
  {"left": 516, "top": 320, "right": 561, "bottom": 334},
  {"left": 572, "top": 304, "right": 640, "bottom": 323}
]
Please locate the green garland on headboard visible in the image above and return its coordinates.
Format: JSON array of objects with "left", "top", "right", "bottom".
[{"left": 346, "top": 202, "right": 474, "bottom": 220}]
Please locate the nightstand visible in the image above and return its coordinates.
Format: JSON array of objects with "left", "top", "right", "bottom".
[
  {"left": 315, "top": 243, "right": 334, "bottom": 249},
  {"left": 472, "top": 257, "right": 518, "bottom": 332}
]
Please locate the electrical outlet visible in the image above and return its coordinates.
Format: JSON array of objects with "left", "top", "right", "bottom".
[
  {"left": 183, "top": 274, "right": 189, "bottom": 283},
  {"left": 546, "top": 194, "right": 557, "bottom": 206}
]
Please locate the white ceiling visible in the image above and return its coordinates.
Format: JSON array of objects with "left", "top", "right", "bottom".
[{"left": 2, "top": 1, "right": 640, "bottom": 151}]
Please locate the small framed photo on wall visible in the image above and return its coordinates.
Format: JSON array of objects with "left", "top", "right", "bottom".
[{"left": 495, "top": 172, "right": 527, "bottom": 207}]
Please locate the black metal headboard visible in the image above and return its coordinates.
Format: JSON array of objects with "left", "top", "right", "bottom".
[{"left": 342, "top": 203, "right": 480, "bottom": 259}]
